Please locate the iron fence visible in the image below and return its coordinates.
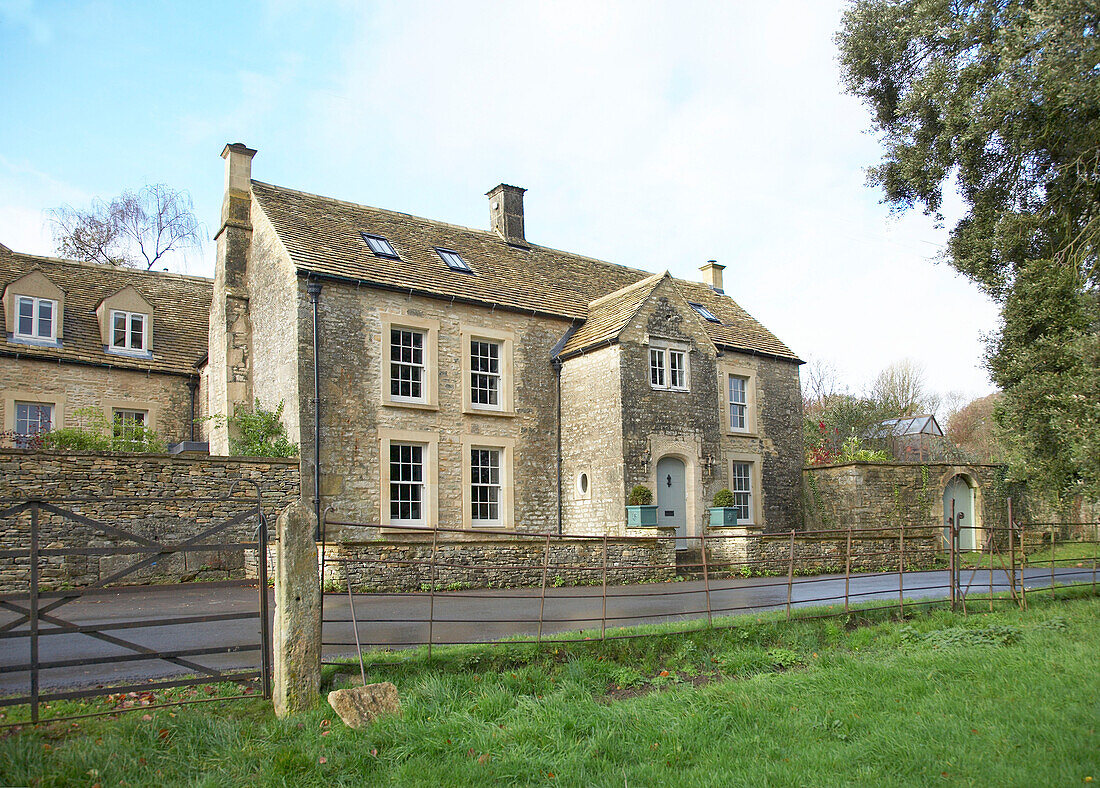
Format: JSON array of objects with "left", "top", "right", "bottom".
[
  {"left": 0, "top": 487, "right": 272, "bottom": 727},
  {"left": 319, "top": 513, "right": 1098, "bottom": 664}
]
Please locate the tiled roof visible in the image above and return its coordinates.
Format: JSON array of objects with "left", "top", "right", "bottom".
[
  {"left": 0, "top": 249, "right": 212, "bottom": 376},
  {"left": 559, "top": 273, "right": 665, "bottom": 356},
  {"left": 251, "top": 180, "right": 801, "bottom": 362}
]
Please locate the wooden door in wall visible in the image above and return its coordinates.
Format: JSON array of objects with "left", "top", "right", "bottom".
[{"left": 656, "top": 456, "right": 687, "bottom": 549}]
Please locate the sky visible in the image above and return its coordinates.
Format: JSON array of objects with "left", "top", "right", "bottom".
[{"left": 0, "top": 0, "right": 1000, "bottom": 407}]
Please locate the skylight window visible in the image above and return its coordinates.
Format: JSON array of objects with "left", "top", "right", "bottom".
[
  {"left": 435, "top": 247, "right": 472, "bottom": 273},
  {"left": 361, "top": 232, "right": 399, "bottom": 259},
  {"left": 689, "top": 302, "right": 721, "bottom": 323}
]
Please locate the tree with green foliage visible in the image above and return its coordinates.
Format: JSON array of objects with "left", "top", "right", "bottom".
[{"left": 837, "top": 0, "right": 1100, "bottom": 501}]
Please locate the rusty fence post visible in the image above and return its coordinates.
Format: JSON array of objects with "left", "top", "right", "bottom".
[
  {"left": 786, "top": 530, "right": 795, "bottom": 621},
  {"left": 427, "top": 524, "right": 439, "bottom": 660},
  {"left": 1020, "top": 519, "right": 1028, "bottom": 611},
  {"left": 537, "top": 533, "right": 551, "bottom": 645},
  {"left": 1050, "top": 528, "right": 1056, "bottom": 600},
  {"left": 949, "top": 499, "right": 957, "bottom": 612},
  {"left": 29, "top": 500, "right": 40, "bottom": 724},
  {"left": 1008, "top": 498, "right": 1018, "bottom": 608},
  {"left": 601, "top": 534, "right": 608, "bottom": 640},
  {"left": 844, "top": 526, "right": 852, "bottom": 613},
  {"left": 700, "top": 532, "right": 713, "bottom": 628},
  {"left": 898, "top": 525, "right": 905, "bottom": 618}
]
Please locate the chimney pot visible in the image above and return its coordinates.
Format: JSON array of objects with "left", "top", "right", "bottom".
[
  {"left": 700, "top": 260, "right": 725, "bottom": 293},
  {"left": 486, "top": 183, "right": 527, "bottom": 247}
]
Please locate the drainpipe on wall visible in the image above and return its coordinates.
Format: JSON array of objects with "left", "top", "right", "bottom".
[
  {"left": 187, "top": 378, "right": 198, "bottom": 441},
  {"left": 308, "top": 280, "right": 323, "bottom": 542},
  {"left": 553, "top": 356, "right": 563, "bottom": 536}
]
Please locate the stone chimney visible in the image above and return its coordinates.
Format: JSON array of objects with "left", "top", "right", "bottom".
[
  {"left": 700, "top": 260, "right": 725, "bottom": 293},
  {"left": 486, "top": 184, "right": 527, "bottom": 246},
  {"left": 209, "top": 142, "right": 257, "bottom": 455}
]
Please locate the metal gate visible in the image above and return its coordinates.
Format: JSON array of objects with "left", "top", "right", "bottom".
[{"left": 0, "top": 486, "right": 271, "bottom": 726}]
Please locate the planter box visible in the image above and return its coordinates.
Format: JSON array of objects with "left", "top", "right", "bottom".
[
  {"left": 708, "top": 507, "right": 739, "bottom": 528},
  {"left": 626, "top": 505, "right": 658, "bottom": 528}
]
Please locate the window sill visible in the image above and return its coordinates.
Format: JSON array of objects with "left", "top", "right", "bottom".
[
  {"left": 105, "top": 347, "right": 153, "bottom": 360},
  {"left": 726, "top": 430, "right": 759, "bottom": 438},
  {"left": 9, "top": 336, "right": 61, "bottom": 348},
  {"left": 382, "top": 400, "right": 439, "bottom": 412},
  {"left": 462, "top": 406, "right": 516, "bottom": 417},
  {"left": 649, "top": 386, "right": 691, "bottom": 393}
]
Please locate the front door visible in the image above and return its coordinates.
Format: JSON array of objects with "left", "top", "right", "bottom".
[
  {"left": 942, "top": 476, "right": 976, "bottom": 551},
  {"left": 656, "top": 456, "right": 687, "bottom": 549}
]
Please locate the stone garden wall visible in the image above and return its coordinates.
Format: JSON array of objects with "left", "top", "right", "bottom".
[
  {"left": 317, "top": 529, "right": 678, "bottom": 593},
  {"left": 0, "top": 449, "right": 299, "bottom": 592}
]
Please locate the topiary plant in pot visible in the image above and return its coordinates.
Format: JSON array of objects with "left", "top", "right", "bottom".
[
  {"left": 626, "top": 484, "right": 658, "bottom": 527},
  {"left": 709, "top": 488, "right": 740, "bottom": 527}
]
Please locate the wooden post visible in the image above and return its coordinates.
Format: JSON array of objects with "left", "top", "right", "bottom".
[
  {"left": 898, "top": 525, "right": 905, "bottom": 618},
  {"left": 29, "top": 501, "right": 40, "bottom": 724},
  {"left": 844, "top": 526, "right": 852, "bottom": 613},
  {"left": 786, "top": 530, "right": 795, "bottom": 621},
  {"left": 1007, "top": 498, "right": 1018, "bottom": 607},
  {"left": 601, "top": 534, "right": 608, "bottom": 640},
  {"left": 537, "top": 534, "right": 551, "bottom": 645}
]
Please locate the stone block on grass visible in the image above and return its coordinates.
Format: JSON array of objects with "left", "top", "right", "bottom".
[{"left": 328, "top": 682, "right": 402, "bottom": 729}]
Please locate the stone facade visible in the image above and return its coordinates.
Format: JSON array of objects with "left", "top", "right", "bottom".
[
  {"left": 0, "top": 449, "right": 299, "bottom": 592},
  {"left": 207, "top": 144, "right": 806, "bottom": 557},
  {"left": 0, "top": 357, "right": 198, "bottom": 446}
]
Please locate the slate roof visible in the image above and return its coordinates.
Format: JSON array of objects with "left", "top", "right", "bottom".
[
  {"left": 251, "top": 180, "right": 801, "bottom": 363},
  {"left": 0, "top": 248, "right": 212, "bottom": 376}
]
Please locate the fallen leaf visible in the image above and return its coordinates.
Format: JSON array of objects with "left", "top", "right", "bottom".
[
  {"left": 370, "top": 748, "right": 378, "bottom": 757},
  {"left": 158, "top": 729, "right": 170, "bottom": 741},
  {"left": 141, "top": 714, "right": 152, "bottom": 722},
  {"left": 319, "top": 757, "right": 327, "bottom": 764},
  {"left": 659, "top": 671, "right": 669, "bottom": 677},
  {"left": 477, "top": 753, "right": 491, "bottom": 764}
]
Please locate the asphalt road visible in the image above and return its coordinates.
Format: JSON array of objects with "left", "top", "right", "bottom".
[{"left": 1, "top": 566, "right": 1094, "bottom": 696}]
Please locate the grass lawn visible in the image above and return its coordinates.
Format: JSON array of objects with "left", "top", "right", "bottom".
[{"left": 2, "top": 591, "right": 1098, "bottom": 786}]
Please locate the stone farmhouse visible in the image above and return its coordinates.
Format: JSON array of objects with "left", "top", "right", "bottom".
[
  {"left": 0, "top": 242, "right": 211, "bottom": 448},
  {"left": 208, "top": 143, "right": 805, "bottom": 542}
]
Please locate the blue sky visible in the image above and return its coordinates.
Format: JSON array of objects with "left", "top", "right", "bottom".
[{"left": 0, "top": 0, "right": 1000, "bottom": 405}]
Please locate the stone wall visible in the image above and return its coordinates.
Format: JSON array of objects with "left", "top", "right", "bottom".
[
  {"left": 803, "top": 462, "right": 1008, "bottom": 546},
  {"left": 0, "top": 450, "right": 299, "bottom": 592},
  {"left": 319, "top": 529, "right": 677, "bottom": 593},
  {"left": 0, "top": 357, "right": 197, "bottom": 447}
]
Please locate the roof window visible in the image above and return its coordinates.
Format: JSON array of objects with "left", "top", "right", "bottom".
[
  {"left": 361, "top": 232, "right": 399, "bottom": 259},
  {"left": 435, "top": 247, "right": 472, "bottom": 273},
  {"left": 689, "top": 302, "right": 721, "bottom": 323}
]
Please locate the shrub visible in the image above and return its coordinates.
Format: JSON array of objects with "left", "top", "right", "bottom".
[
  {"left": 713, "top": 489, "right": 736, "bottom": 508},
  {"left": 227, "top": 400, "right": 299, "bottom": 458},
  {"left": 627, "top": 484, "right": 653, "bottom": 506},
  {"left": 39, "top": 406, "right": 164, "bottom": 453},
  {"left": 838, "top": 435, "right": 889, "bottom": 463}
]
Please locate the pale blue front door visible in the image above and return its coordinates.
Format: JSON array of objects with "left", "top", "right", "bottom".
[
  {"left": 943, "top": 476, "right": 976, "bottom": 551},
  {"left": 656, "top": 457, "right": 687, "bottom": 548}
]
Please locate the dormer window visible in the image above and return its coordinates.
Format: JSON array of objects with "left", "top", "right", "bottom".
[
  {"left": 436, "top": 248, "right": 472, "bottom": 273},
  {"left": 689, "top": 302, "right": 721, "bottom": 323},
  {"left": 15, "top": 296, "right": 57, "bottom": 342},
  {"left": 110, "top": 310, "right": 147, "bottom": 352},
  {"left": 362, "top": 232, "right": 399, "bottom": 259}
]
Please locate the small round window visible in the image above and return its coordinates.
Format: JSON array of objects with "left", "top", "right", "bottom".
[{"left": 577, "top": 472, "right": 589, "bottom": 496}]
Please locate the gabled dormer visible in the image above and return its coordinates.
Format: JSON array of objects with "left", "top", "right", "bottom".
[
  {"left": 96, "top": 285, "right": 154, "bottom": 359},
  {"left": 3, "top": 269, "right": 65, "bottom": 347}
]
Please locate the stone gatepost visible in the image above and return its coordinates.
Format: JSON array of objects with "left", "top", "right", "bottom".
[{"left": 273, "top": 500, "right": 321, "bottom": 717}]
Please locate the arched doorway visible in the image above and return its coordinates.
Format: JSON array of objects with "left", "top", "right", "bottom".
[
  {"left": 942, "top": 475, "right": 977, "bottom": 551},
  {"left": 656, "top": 456, "right": 687, "bottom": 548}
]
